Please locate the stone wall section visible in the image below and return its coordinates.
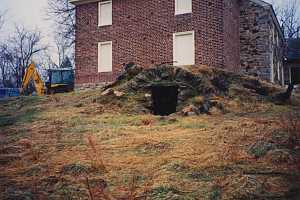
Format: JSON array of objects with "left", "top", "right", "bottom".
[{"left": 239, "top": 0, "right": 284, "bottom": 84}]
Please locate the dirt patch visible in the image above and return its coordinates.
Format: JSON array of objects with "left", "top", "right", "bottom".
[
  {"left": 136, "top": 141, "right": 171, "bottom": 154},
  {"left": 60, "top": 163, "right": 92, "bottom": 176}
]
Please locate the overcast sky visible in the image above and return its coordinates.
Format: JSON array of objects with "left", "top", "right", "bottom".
[
  {"left": 0, "top": 0, "right": 298, "bottom": 63},
  {"left": 0, "top": 0, "right": 56, "bottom": 62}
]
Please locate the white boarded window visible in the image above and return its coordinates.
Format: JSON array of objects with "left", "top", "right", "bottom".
[
  {"left": 99, "top": 1, "right": 112, "bottom": 26},
  {"left": 173, "top": 31, "right": 195, "bottom": 66},
  {"left": 98, "top": 41, "right": 112, "bottom": 72},
  {"left": 175, "top": 0, "right": 192, "bottom": 15}
]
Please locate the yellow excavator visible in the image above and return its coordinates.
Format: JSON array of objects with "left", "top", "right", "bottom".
[
  {"left": 21, "top": 63, "right": 46, "bottom": 96},
  {"left": 21, "top": 63, "right": 74, "bottom": 96}
]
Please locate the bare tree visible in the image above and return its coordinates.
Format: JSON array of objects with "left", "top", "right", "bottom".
[
  {"left": 0, "top": 44, "right": 11, "bottom": 87},
  {"left": 276, "top": 0, "right": 300, "bottom": 38},
  {"left": 0, "top": 12, "right": 4, "bottom": 30},
  {"left": 14, "top": 26, "right": 48, "bottom": 86},
  {"left": 0, "top": 26, "right": 47, "bottom": 87},
  {"left": 55, "top": 35, "right": 69, "bottom": 67},
  {"left": 47, "top": 0, "right": 75, "bottom": 45},
  {"left": 0, "top": 11, "right": 8, "bottom": 87}
]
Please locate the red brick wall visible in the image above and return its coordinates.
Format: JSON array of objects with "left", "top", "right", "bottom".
[
  {"left": 75, "top": 0, "right": 240, "bottom": 85},
  {"left": 223, "top": 0, "right": 241, "bottom": 72}
]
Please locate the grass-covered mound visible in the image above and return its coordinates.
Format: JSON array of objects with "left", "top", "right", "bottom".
[{"left": 95, "top": 64, "right": 293, "bottom": 115}]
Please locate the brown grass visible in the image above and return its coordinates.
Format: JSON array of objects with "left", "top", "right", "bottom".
[
  {"left": 85, "top": 172, "right": 153, "bottom": 200},
  {"left": 279, "top": 112, "right": 300, "bottom": 149},
  {"left": 1, "top": 89, "right": 300, "bottom": 199},
  {"left": 86, "top": 135, "right": 107, "bottom": 172}
]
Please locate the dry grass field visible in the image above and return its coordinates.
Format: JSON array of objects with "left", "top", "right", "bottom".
[{"left": 1, "top": 67, "right": 300, "bottom": 199}]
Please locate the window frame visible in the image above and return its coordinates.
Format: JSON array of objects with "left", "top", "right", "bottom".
[
  {"left": 173, "top": 31, "right": 195, "bottom": 66},
  {"left": 98, "top": 0, "right": 112, "bottom": 27},
  {"left": 175, "top": 0, "right": 192, "bottom": 15},
  {"left": 98, "top": 41, "right": 113, "bottom": 73}
]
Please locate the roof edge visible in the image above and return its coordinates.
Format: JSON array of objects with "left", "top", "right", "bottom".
[
  {"left": 69, "top": 0, "right": 100, "bottom": 5},
  {"left": 250, "top": 0, "right": 271, "bottom": 7}
]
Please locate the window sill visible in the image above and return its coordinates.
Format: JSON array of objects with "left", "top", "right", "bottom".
[
  {"left": 175, "top": 11, "right": 192, "bottom": 16},
  {"left": 98, "top": 70, "right": 113, "bottom": 73},
  {"left": 173, "top": 63, "right": 195, "bottom": 67},
  {"left": 98, "top": 24, "right": 112, "bottom": 27}
]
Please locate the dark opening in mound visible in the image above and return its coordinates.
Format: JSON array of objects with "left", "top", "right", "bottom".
[{"left": 151, "top": 84, "right": 179, "bottom": 116}]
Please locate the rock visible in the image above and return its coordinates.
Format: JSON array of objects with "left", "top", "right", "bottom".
[
  {"left": 187, "top": 112, "right": 197, "bottom": 116},
  {"left": 101, "top": 88, "right": 114, "bottom": 96},
  {"left": 211, "top": 75, "right": 229, "bottom": 93},
  {"left": 198, "top": 99, "right": 211, "bottom": 114},
  {"left": 181, "top": 100, "right": 212, "bottom": 116},
  {"left": 210, "top": 99, "right": 226, "bottom": 114},
  {"left": 193, "top": 96, "right": 205, "bottom": 105},
  {"left": 167, "top": 117, "right": 178, "bottom": 123},
  {"left": 116, "top": 63, "right": 143, "bottom": 82},
  {"left": 101, "top": 88, "right": 124, "bottom": 97},
  {"left": 181, "top": 105, "right": 199, "bottom": 116},
  {"left": 145, "top": 93, "right": 151, "bottom": 98},
  {"left": 113, "top": 90, "right": 124, "bottom": 97}
]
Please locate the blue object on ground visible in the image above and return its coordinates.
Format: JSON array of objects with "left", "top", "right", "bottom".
[{"left": 0, "top": 88, "right": 20, "bottom": 98}]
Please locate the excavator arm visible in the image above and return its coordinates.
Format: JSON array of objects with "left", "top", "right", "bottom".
[{"left": 21, "top": 63, "right": 46, "bottom": 96}]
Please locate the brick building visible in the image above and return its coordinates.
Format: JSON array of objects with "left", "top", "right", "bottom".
[{"left": 70, "top": 0, "right": 284, "bottom": 86}]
